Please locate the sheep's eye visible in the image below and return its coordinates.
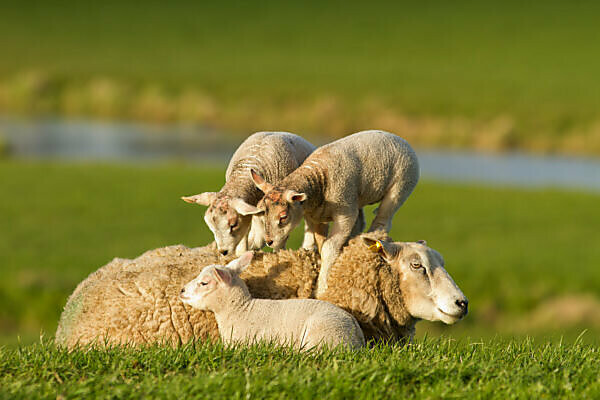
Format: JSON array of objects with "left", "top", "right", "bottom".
[
  {"left": 229, "top": 221, "right": 238, "bottom": 231},
  {"left": 410, "top": 262, "right": 422, "bottom": 270},
  {"left": 200, "top": 281, "right": 208, "bottom": 286},
  {"left": 279, "top": 214, "right": 288, "bottom": 225}
]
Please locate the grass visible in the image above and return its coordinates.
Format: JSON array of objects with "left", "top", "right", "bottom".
[
  {"left": 1, "top": 160, "right": 599, "bottom": 345},
  {"left": 2, "top": 337, "right": 600, "bottom": 399},
  {"left": 2, "top": 1, "right": 600, "bottom": 153}
]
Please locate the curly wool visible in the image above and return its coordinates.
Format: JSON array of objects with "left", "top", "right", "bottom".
[{"left": 55, "top": 232, "right": 413, "bottom": 348}]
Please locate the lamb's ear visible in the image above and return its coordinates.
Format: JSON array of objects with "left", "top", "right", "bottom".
[
  {"left": 284, "top": 190, "right": 307, "bottom": 203},
  {"left": 226, "top": 251, "right": 254, "bottom": 275},
  {"left": 362, "top": 237, "right": 398, "bottom": 261},
  {"left": 230, "top": 198, "right": 263, "bottom": 216},
  {"left": 181, "top": 192, "right": 216, "bottom": 206},
  {"left": 213, "top": 268, "right": 232, "bottom": 285},
  {"left": 250, "top": 170, "right": 273, "bottom": 193}
]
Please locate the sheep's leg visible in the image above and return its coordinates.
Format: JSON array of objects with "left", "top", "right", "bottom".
[
  {"left": 234, "top": 236, "right": 248, "bottom": 255},
  {"left": 306, "top": 218, "right": 329, "bottom": 253},
  {"left": 368, "top": 188, "right": 409, "bottom": 233},
  {"left": 301, "top": 220, "right": 317, "bottom": 251},
  {"left": 316, "top": 210, "right": 357, "bottom": 297},
  {"left": 348, "top": 208, "right": 365, "bottom": 240},
  {"left": 247, "top": 214, "right": 266, "bottom": 250}
]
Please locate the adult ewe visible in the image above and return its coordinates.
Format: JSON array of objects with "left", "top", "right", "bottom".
[
  {"left": 55, "top": 233, "right": 467, "bottom": 349},
  {"left": 249, "top": 130, "right": 419, "bottom": 295},
  {"left": 182, "top": 131, "right": 316, "bottom": 256}
]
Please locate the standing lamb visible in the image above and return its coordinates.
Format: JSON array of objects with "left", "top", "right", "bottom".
[
  {"left": 180, "top": 252, "right": 365, "bottom": 350},
  {"left": 182, "top": 131, "right": 316, "bottom": 256},
  {"left": 249, "top": 130, "right": 419, "bottom": 295},
  {"left": 55, "top": 233, "right": 468, "bottom": 349}
]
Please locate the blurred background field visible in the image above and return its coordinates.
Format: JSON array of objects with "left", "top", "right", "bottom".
[
  {"left": 1, "top": 0, "right": 600, "bottom": 349},
  {"left": 1, "top": 0, "right": 600, "bottom": 154}
]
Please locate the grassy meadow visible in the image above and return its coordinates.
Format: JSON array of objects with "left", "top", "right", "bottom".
[{"left": 2, "top": 1, "right": 600, "bottom": 153}]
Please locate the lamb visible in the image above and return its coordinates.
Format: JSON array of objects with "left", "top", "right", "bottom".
[
  {"left": 55, "top": 232, "right": 468, "bottom": 349},
  {"left": 248, "top": 130, "right": 420, "bottom": 295},
  {"left": 181, "top": 131, "right": 316, "bottom": 256},
  {"left": 180, "top": 252, "right": 365, "bottom": 350}
]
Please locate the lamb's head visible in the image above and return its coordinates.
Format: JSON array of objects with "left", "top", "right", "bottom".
[
  {"left": 180, "top": 252, "right": 254, "bottom": 312},
  {"left": 182, "top": 192, "right": 262, "bottom": 256},
  {"left": 363, "top": 237, "right": 468, "bottom": 324},
  {"left": 250, "top": 169, "right": 305, "bottom": 250}
]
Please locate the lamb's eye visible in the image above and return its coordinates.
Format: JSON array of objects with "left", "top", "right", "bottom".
[
  {"left": 279, "top": 214, "right": 288, "bottom": 224},
  {"left": 229, "top": 221, "right": 238, "bottom": 231},
  {"left": 200, "top": 281, "right": 208, "bottom": 286}
]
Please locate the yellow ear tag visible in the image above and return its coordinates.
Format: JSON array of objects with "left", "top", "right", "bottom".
[{"left": 369, "top": 241, "right": 383, "bottom": 252}]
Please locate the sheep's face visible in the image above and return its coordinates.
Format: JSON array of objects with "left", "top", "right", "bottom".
[
  {"left": 180, "top": 252, "right": 254, "bottom": 311},
  {"left": 364, "top": 238, "right": 468, "bottom": 324},
  {"left": 181, "top": 193, "right": 262, "bottom": 256},
  {"left": 255, "top": 189, "right": 305, "bottom": 250},
  {"left": 251, "top": 169, "right": 305, "bottom": 250},
  {"left": 180, "top": 266, "right": 222, "bottom": 310}
]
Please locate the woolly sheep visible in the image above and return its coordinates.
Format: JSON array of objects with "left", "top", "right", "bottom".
[
  {"left": 180, "top": 252, "right": 365, "bottom": 350},
  {"left": 55, "top": 232, "right": 467, "bottom": 349},
  {"left": 248, "top": 130, "right": 419, "bottom": 295},
  {"left": 182, "top": 131, "right": 316, "bottom": 256}
]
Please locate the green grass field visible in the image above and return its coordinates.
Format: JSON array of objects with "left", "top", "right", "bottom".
[
  {"left": 2, "top": 1, "right": 600, "bottom": 153},
  {"left": 2, "top": 338, "right": 600, "bottom": 399},
  {"left": 1, "top": 160, "right": 599, "bottom": 397}
]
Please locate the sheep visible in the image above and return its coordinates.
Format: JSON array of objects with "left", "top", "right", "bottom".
[
  {"left": 180, "top": 252, "right": 365, "bottom": 350},
  {"left": 55, "top": 232, "right": 468, "bottom": 349},
  {"left": 181, "top": 131, "right": 316, "bottom": 256},
  {"left": 248, "top": 130, "right": 419, "bottom": 296}
]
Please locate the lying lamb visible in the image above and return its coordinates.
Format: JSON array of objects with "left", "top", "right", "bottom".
[
  {"left": 182, "top": 131, "right": 316, "bottom": 256},
  {"left": 180, "top": 252, "right": 365, "bottom": 350},
  {"left": 249, "top": 130, "right": 419, "bottom": 295},
  {"left": 55, "top": 233, "right": 468, "bottom": 349}
]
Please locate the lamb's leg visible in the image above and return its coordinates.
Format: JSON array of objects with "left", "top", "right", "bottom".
[
  {"left": 316, "top": 210, "right": 357, "bottom": 297},
  {"left": 348, "top": 208, "right": 365, "bottom": 239},
  {"left": 306, "top": 218, "right": 329, "bottom": 253},
  {"left": 247, "top": 214, "right": 266, "bottom": 250},
  {"left": 234, "top": 236, "right": 248, "bottom": 255},
  {"left": 368, "top": 187, "right": 410, "bottom": 233},
  {"left": 301, "top": 220, "right": 317, "bottom": 251}
]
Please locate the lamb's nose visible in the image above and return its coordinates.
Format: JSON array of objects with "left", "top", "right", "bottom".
[
  {"left": 455, "top": 299, "right": 468, "bottom": 313},
  {"left": 266, "top": 240, "right": 274, "bottom": 247},
  {"left": 220, "top": 249, "right": 228, "bottom": 256}
]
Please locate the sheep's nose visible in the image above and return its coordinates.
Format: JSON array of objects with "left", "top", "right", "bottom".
[
  {"left": 455, "top": 299, "right": 468, "bottom": 313},
  {"left": 266, "top": 240, "right": 274, "bottom": 247},
  {"left": 220, "top": 249, "right": 228, "bottom": 256}
]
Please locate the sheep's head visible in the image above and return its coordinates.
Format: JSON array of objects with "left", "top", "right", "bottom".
[
  {"left": 250, "top": 169, "right": 305, "bottom": 250},
  {"left": 363, "top": 237, "right": 468, "bottom": 324},
  {"left": 181, "top": 192, "right": 263, "bottom": 256},
  {"left": 180, "top": 252, "right": 254, "bottom": 312}
]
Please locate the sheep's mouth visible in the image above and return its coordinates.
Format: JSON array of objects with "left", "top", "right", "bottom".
[{"left": 437, "top": 308, "right": 464, "bottom": 320}]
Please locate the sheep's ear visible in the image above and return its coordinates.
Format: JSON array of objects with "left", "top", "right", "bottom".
[
  {"left": 285, "top": 190, "right": 307, "bottom": 203},
  {"left": 362, "top": 237, "right": 397, "bottom": 261},
  {"left": 416, "top": 240, "right": 427, "bottom": 246},
  {"left": 231, "top": 198, "right": 263, "bottom": 216},
  {"left": 250, "top": 170, "right": 273, "bottom": 193},
  {"left": 213, "top": 268, "right": 232, "bottom": 285},
  {"left": 226, "top": 251, "right": 254, "bottom": 275},
  {"left": 181, "top": 192, "right": 216, "bottom": 206}
]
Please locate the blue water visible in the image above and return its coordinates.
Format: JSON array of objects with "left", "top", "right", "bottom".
[{"left": 1, "top": 117, "right": 599, "bottom": 192}]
